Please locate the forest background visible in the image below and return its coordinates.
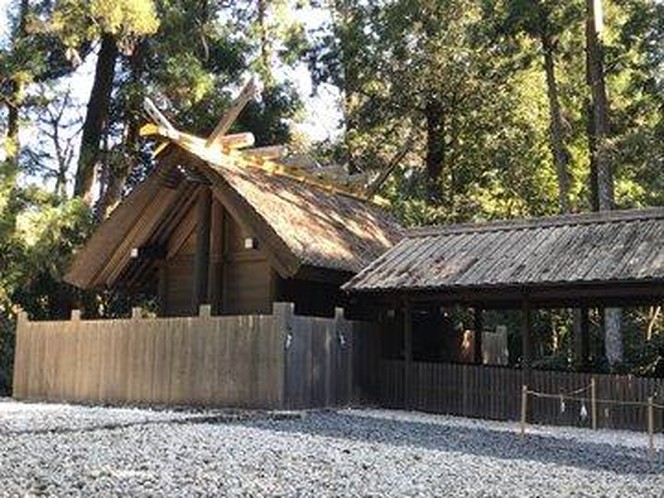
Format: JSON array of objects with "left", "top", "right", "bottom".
[{"left": 0, "top": 0, "right": 662, "bottom": 393}]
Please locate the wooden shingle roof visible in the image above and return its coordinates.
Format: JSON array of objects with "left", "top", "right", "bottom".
[{"left": 343, "top": 208, "right": 664, "bottom": 293}]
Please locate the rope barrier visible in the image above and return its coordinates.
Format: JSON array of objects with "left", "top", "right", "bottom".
[
  {"left": 520, "top": 380, "right": 661, "bottom": 461},
  {"left": 526, "top": 390, "right": 660, "bottom": 408},
  {"left": 525, "top": 382, "right": 664, "bottom": 409}
]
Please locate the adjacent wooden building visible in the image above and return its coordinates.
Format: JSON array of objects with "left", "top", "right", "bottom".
[{"left": 65, "top": 130, "right": 402, "bottom": 318}]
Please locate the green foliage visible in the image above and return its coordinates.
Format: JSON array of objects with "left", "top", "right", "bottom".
[
  {"left": 0, "top": 185, "right": 95, "bottom": 393},
  {"left": 51, "top": 0, "right": 159, "bottom": 48},
  {"left": 0, "top": 0, "right": 662, "bottom": 388}
]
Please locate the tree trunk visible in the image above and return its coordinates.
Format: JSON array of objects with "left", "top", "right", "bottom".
[
  {"left": 97, "top": 42, "right": 146, "bottom": 219},
  {"left": 585, "top": 98, "right": 600, "bottom": 211},
  {"left": 256, "top": 0, "right": 274, "bottom": 87},
  {"left": 74, "top": 33, "right": 118, "bottom": 204},
  {"left": 586, "top": 0, "right": 622, "bottom": 366},
  {"left": 4, "top": 84, "right": 21, "bottom": 177},
  {"left": 424, "top": 97, "right": 445, "bottom": 203},
  {"left": 585, "top": 0, "right": 613, "bottom": 211},
  {"left": 2, "top": 0, "right": 29, "bottom": 185},
  {"left": 330, "top": 1, "right": 358, "bottom": 172},
  {"left": 541, "top": 33, "right": 571, "bottom": 214}
]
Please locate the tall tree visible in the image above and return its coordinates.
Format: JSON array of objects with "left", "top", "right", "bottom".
[
  {"left": 51, "top": 0, "right": 160, "bottom": 204},
  {"left": 497, "top": 0, "right": 581, "bottom": 214},
  {"left": 586, "top": 0, "right": 622, "bottom": 366},
  {"left": 2, "top": 0, "right": 29, "bottom": 185},
  {"left": 586, "top": 0, "right": 614, "bottom": 211},
  {"left": 309, "top": 0, "right": 559, "bottom": 222}
]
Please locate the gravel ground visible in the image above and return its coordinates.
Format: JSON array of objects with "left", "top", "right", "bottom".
[{"left": 0, "top": 399, "right": 662, "bottom": 497}]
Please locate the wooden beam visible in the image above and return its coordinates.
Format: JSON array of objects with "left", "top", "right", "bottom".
[
  {"left": 192, "top": 188, "right": 212, "bottom": 312},
  {"left": 522, "top": 299, "right": 532, "bottom": 371},
  {"left": 473, "top": 307, "right": 483, "bottom": 365},
  {"left": 216, "top": 132, "right": 255, "bottom": 150},
  {"left": 208, "top": 199, "right": 224, "bottom": 315},
  {"left": 244, "top": 145, "right": 287, "bottom": 161},
  {"left": 366, "top": 135, "right": 414, "bottom": 197},
  {"left": 143, "top": 98, "right": 175, "bottom": 131},
  {"left": 350, "top": 281, "right": 664, "bottom": 310},
  {"left": 157, "top": 263, "right": 168, "bottom": 316},
  {"left": 403, "top": 298, "right": 413, "bottom": 408},
  {"left": 581, "top": 307, "right": 591, "bottom": 367},
  {"left": 206, "top": 78, "right": 258, "bottom": 147},
  {"left": 574, "top": 307, "right": 591, "bottom": 369}
]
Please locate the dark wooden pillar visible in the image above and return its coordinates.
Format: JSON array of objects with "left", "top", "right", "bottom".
[
  {"left": 192, "top": 188, "right": 212, "bottom": 312},
  {"left": 208, "top": 199, "right": 224, "bottom": 315},
  {"left": 473, "top": 307, "right": 483, "bottom": 365},
  {"left": 522, "top": 299, "right": 532, "bottom": 371},
  {"left": 403, "top": 298, "right": 413, "bottom": 408},
  {"left": 157, "top": 263, "right": 168, "bottom": 316},
  {"left": 580, "top": 306, "right": 590, "bottom": 368}
]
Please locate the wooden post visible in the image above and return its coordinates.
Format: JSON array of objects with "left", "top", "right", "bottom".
[
  {"left": 581, "top": 307, "right": 590, "bottom": 367},
  {"left": 157, "top": 263, "right": 168, "bottom": 316},
  {"left": 12, "top": 309, "right": 29, "bottom": 398},
  {"left": 647, "top": 396, "right": 654, "bottom": 460},
  {"left": 574, "top": 307, "right": 590, "bottom": 369},
  {"left": 591, "top": 377, "right": 597, "bottom": 430},
  {"left": 520, "top": 384, "right": 528, "bottom": 439},
  {"left": 208, "top": 199, "right": 224, "bottom": 315},
  {"left": 198, "top": 304, "right": 211, "bottom": 319},
  {"left": 192, "top": 188, "right": 212, "bottom": 313},
  {"left": 473, "top": 307, "right": 483, "bottom": 365},
  {"left": 403, "top": 299, "right": 413, "bottom": 409},
  {"left": 521, "top": 299, "right": 532, "bottom": 372},
  {"left": 275, "top": 302, "right": 296, "bottom": 409}
]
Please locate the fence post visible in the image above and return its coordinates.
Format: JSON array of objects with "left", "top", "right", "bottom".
[
  {"left": 591, "top": 377, "right": 597, "bottom": 430},
  {"left": 520, "top": 384, "right": 528, "bottom": 439},
  {"left": 12, "top": 309, "right": 30, "bottom": 398},
  {"left": 274, "top": 302, "right": 295, "bottom": 409},
  {"left": 334, "top": 307, "right": 350, "bottom": 406},
  {"left": 647, "top": 396, "right": 654, "bottom": 460},
  {"left": 198, "top": 304, "right": 211, "bottom": 319}
]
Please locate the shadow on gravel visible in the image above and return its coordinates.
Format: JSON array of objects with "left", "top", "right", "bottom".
[
  {"left": 0, "top": 412, "right": 299, "bottom": 437},
  {"left": 239, "top": 412, "right": 663, "bottom": 476}
]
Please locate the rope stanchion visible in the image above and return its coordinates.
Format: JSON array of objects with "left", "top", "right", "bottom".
[
  {"left": 518, "top": 381, "right": 663, "bottom": 460},
  {"left": 520, "top": 384, "right": 528, "bottom": 439}
]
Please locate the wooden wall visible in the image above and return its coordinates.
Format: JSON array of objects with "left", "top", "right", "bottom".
[
  {"left": 159, "top": 197, "right": 273, "bottom": 316},
  {"left": 12, "top": 303, "right": 377, "bottom": 409}
]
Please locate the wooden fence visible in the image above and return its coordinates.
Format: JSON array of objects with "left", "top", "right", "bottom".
[
  {"left": 14, "top": 309, "right": 663, "bottom": 433},
  {"left": 377, "top": 360, "right": 664, "bottom": 432},
  {"left": 12, "top": 303, "right": 378, "bottom": 409}
]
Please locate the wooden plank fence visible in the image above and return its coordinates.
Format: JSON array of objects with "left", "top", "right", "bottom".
[
  {"left": 377, "top": 360, "right": 664, "bottom": 432},
  {"left": 12, "top": 302, "right": 377, "bottom": 409}
]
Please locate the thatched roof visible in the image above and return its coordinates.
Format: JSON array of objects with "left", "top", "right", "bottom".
[{"left": 65, "top": 134, "right": 402, "bottom": 290}]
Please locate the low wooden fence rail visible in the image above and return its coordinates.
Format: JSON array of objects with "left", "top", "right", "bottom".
[
  {"left": 378, "top": 360, "right": 664, "bottom": 432},
  {"left": 12, "top": 303, "right": 379, "bottom": 409}
]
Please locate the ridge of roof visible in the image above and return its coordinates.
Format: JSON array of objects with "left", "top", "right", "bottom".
[
  {"left": 407, "top": 207, "right": 664, "bottom": 238},
  {"left": 149, "top": 126, "right": 391, "bottom": 208}
]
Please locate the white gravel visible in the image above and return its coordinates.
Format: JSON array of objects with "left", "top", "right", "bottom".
[{"left": 0, "top": 399, "right": 662, "bottom": 497}]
